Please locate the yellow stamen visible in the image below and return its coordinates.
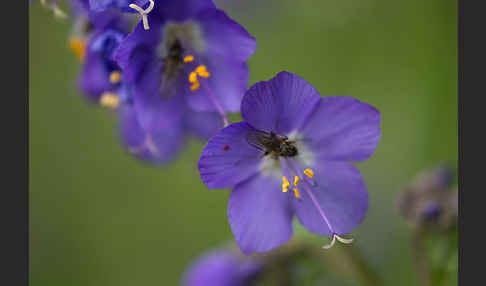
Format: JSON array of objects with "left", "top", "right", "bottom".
[
  {"left": 188, "top": 71, "right": 198, "bottom": 83},
  {"left": 188, "top": 65, "right": 211, "bottom": 91},
  {"left": 99, "top": 92, "right": 119, "bottom": 109},
  {"left": 293, "top": 188, "right": 300, "bottom": 199},
  {"left": 68, "top": 37, "right": 86, "bottom": 62},
  {"left": 183, "top": 55, "right": 194, "bottom": 63},
  {"left": 293, "top": 176, "right": 300, "bottom": 186},
  {"left": 282, "top": 176, "right": 290, "bottom": 192},
  {"left": 195, "top": 65, "right": 210, "bottom": 78},
  {"left": 190, "top": 81, "right": 200, "bottom": 91},
  {"left": 304, "top": 168, "right": 314, "bottom": 178},
  {"left": 109, "top": 71, "right": 122, "bottom": 84}
]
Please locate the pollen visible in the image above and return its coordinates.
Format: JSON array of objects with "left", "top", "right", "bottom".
[
  {"left": 188, "top": 72, "right": 198, "bottom": 83},
  {"left": 190, "top": 81, "right": 200, "bottom": 91},
  {"left": 188, "top": 65, "right": 211, "bottom": 92},
  {"left": 183, "top": 55, "right": 195, "bottom": 63},
  {"left": 304, "top": 168, "right": 314, "bottom": 178},
  {"left": 109, "top": 71, "right": 122, "bottom": 84},
  {"left": 100, "top": 92, "right": 120, "bottom": 109},
  {"left": 293, "top": 188, "right": 300, "bottom": 199},
  {"left": 195, "top": 65, "right": 210, "bottom": 78},
  {"left": 282, "top": 176, "right": 290, "bottom": 192},
  {"left": 68, "top": 37, "right": 86, "bottom": 62},
  {"left": 293, "top": 176, "right": 300, "bottom": 186}
]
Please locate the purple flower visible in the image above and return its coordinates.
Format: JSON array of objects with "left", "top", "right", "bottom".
[
  {"left": 117, "top": 86, "right": 223, "bottom": 164},
  {"left": 198, "top": 72, "right": 381, "bottom": 254},
  {"left": 398, "top": 165, "right": 458, "bottom": 231},
  {"left": 182, "top": 249, "right": 262, "bottom": 286},
  {"left": 114, "top": 0, "right": 256, "bottom": 126},
  {"left": 76, "top": 10, "right": 131, "bottom": 102}
]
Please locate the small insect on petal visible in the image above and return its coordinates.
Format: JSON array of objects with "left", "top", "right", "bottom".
[{"left": 223, "top": 144, "right": 230, "bottom": 151}]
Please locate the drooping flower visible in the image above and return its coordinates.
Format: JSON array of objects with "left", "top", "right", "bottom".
[
  {"left": 198, "top": 71, "right": 381, "bottom": 254},
  {"left": 114, "top": 0, "right": 256, "bottom": 126},
  {"left": 75, "top": 10, "right": 131, "bottom": 102},
  {"left": 398, "top": 165, "right": 458, "bottom": 231},
  {"left": 66, "top": 3, "right": 223, "bottom": 164},
  {"left": 182, "top": 248, "right": 262, "bottom": 286}
]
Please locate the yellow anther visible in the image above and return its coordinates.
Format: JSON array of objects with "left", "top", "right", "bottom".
[
  {"left": 282, "top": 176, "right": 290, "bottom": 192},
  {"left": 188, "top": 72, "right": 198, "bottom": 83},
  {"left": 293, "top": 176, "right": 300, "bottom": 186},
  {"left": 100, "top": 92, "right": 120, "bottom": 109},
  {"left": 183, "top": 55, "right": 195, "bottom": 63},
  {"left": 293, "top": 188, "right": 301, "bottom": 199},
  {"left": 188, "top": 66, "right": 210, "bottom": 92},
  {"left": 109, "top": 71, "right": 122, "bottom": 84},
  {"left": 304, "top": 168, "right": 314, "bottom": 178},
  {"left": 195, "top": 65, "right": 210, "bottom": 78},
  {"left": 68, "top": 37, "right": 86, "bottom": 62},
  {"left": 190, "top": 81, "right": 200, "bottom": 91}
]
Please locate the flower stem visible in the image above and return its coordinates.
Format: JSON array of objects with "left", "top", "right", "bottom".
[
  {"left": 411, "top": 229, "right": 432, "bottom": 286},
  {"left": 256, "top": 238, "right": 384, "bottom": 286}
]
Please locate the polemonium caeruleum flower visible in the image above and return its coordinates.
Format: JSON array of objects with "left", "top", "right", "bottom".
[
  {"left": 75, "top": 10, "right": 131, "bottom": 102},
  {"left": 68, "top": 4, "right": 223, "bottom": 164},
  {"left": 198, "top": 71, "right": 381, "bottom": 254},
  {"left": 183, "top": 249, "right": 262, "bottom": 286},
  {"left": 114, "top": 0, "right": 256, "bottom": 126}
]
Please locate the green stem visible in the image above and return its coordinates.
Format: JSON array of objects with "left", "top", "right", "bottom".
[
  {"left": 411, "top": 230, "right": 431, "bottom": 286},
  {"left": 256, "top": 238, "right": 383, "bottom": 286}
]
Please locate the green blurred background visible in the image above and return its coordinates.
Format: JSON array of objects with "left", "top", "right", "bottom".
[{"left": 29, "top": 0, "right": 457, "bottom": 285}]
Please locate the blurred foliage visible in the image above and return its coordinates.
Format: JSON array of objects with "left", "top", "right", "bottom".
[{"left": 30, "top": 0, "right": 457, "bottom": 285}]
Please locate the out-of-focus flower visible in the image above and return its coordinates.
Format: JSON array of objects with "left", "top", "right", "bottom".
[
  {"left": 114, "top": 0, "right": 256, "bottom": 126},
  {"left": 182, "top": 248, "right": 262, "bottom": 286},
  {"left": 398, "top": 166, "right": 458, "bottom": 231},
  {"left": 118, "top": 85, "right": 223, "bottom": 164},
  {"left": 198, "top": 71, "right": 381, "bottom": 254},
  {"left": 76, "top": 10, "right": 131, "bottom": 101}
]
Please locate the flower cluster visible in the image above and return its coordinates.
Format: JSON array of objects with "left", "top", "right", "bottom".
[
  {"left": 36, "top": 0, "right": 256, "bottom": 164},
  {"left": 33, "top": 0, "right": 382, "bottom": 258},
  {"left": 398, "top": 165, "right": 458, "bottom": 231}
]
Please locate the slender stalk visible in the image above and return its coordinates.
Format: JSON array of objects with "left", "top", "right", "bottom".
[
  {"left": 411, "top": 230, "right": 431, "bottom": 286},
  {"left": 255, "top": 238, "right": 383, "bottom": 286}
]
